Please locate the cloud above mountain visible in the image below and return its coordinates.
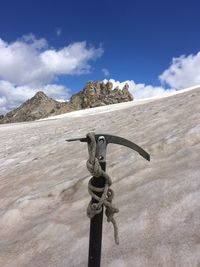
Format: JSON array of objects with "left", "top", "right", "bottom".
[
  {"left": 101, "top": 68, "right": 110, "bottom": 77},
  {"left": 0, "top": 34, "right": 103, "bottom": 114},
  {"left": 0, "top": 34, "right": 103, "bottom": 86}
]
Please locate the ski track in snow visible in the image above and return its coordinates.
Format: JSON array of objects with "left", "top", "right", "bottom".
[{"left": 0, "top": 86, "right": 200, "bottom": 267}]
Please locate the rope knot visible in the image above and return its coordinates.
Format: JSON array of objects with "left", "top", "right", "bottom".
[{"left": 87, "top": 158, "right": 102, "bottom": 177}]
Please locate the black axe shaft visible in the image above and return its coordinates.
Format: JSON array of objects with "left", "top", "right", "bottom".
[{"left": 88, "top": 162, "right": 106, "bottom": 267}]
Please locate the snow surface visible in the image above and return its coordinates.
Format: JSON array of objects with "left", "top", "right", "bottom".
[{"left": 0, "top": 86, "right": 200, "bottom": 267}]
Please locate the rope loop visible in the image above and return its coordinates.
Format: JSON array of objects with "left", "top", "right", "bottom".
[{"left": 86, "top": 132, "right": 119, "bottom": 245}]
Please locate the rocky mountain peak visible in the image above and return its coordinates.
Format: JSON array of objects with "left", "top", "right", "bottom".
[
  {"left": 0, "top": 80, "right": 133, "bottom": 124},
  {"left": 0, "top": 91, "right": 73, "bottom": 124},
  {"left": 34, "top": 91, "right": 49, "bottom": 100}
]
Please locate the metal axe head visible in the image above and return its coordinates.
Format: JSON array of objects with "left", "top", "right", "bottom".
[{"left": 66, "top": 133, "right": 150, "bottom": 161}]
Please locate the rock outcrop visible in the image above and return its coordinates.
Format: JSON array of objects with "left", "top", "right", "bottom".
[
  {"left": 0, "top": 81, "right": 133, "bottom": 123},
  {"left": 70, "top": 81, "right": 133, "bottom": 110},
  {"left": 0, "top": 91, "right": 73, "bottom": 124}
]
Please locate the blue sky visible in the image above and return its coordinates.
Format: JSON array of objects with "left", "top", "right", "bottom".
[{"left": 0, "top": 0, "right": 200, "bottom": 113}]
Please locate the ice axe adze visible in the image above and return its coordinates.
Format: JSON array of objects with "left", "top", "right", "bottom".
[{"left": 66, "top": 133, "right": 150, "bottom": 267}]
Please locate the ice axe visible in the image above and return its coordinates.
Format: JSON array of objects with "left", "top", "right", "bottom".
[{"left": 66, "top": 133, "right": 150, "bottom": 267}]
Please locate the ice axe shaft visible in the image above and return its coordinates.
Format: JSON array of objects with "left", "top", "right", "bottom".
[{"left": 88, "top": 161, "right": 106, "bottom": 267}]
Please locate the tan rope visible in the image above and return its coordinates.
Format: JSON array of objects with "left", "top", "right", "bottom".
[{"left": 86, "top": 132, "right": 119, "bottom": 245}]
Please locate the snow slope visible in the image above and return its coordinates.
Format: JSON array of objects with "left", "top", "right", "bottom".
[{"left": 0, "top": 86, "right": 200, "bottom": 267}]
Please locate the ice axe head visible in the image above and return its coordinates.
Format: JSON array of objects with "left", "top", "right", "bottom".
[{"left": 66, "top": 133, "right": 150, "bottom": 162}]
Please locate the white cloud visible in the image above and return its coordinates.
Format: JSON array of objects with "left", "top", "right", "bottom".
[
  {"left": 159, "top": 52, "right": 200, "bottom": 89},
  {"left": 41, "top": 42, "right": 103, "bottom": 76},
  {"left": 42, "top": 84, "right": 69, "bottom": 99},
  {"left": 0, "top": 34, "right": 103, "bottom": 114},
  {"left": 0, "top": 35, "right": 103, "bottom": 86},
  {"left": 102, "top": 68, "right": 110, "bottom": 76},
  {"left": 103, "top": 79, "right": 175, "bottom": 100},
  {"left": 56, "top": 28, "right": 61, "bottom": 37}
]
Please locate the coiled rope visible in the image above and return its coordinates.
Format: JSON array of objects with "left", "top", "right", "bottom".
[{"left": 86, "top": 132, "right": 119, "bottom": 245}]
